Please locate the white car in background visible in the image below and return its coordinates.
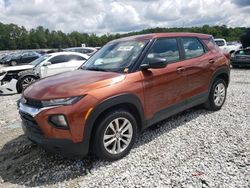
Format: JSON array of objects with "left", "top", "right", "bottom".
[
  {"left": 0, "top": 52, "right": 89, "bottom": 94},
  {"left": 33, "top": 52, "right": 89, "bottom": 78},
  {"left": 214, "top": 38, "right": 242, "bottom": 55}
]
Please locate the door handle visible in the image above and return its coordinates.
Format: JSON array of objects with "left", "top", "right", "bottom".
[
  {"left": 176, "top": 67, "right": 185, "bottom": 73},
  {"left": 209, "top": 59, "right": 215, "bottom": 64}
]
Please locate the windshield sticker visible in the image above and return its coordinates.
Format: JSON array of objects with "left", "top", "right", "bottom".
[
  {"left": 117, "top": 46, "right": 134, "bottom": 51},
  {"left": 124, "top": 67, "right": 129, "bottom": 73}
]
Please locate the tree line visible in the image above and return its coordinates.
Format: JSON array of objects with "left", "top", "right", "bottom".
[{"left": 0, "top": 22, "right": 249, "bottom": 50}]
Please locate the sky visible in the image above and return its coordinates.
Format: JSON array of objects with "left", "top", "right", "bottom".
[{"left": 0, "top": 0, "right": 250, "bottom": 34}]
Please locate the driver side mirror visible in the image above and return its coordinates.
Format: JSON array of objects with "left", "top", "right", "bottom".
[
  {"left": 140, "top": 57, "right": 167, "bottom": 70},
  {"left": 43, "top": 61, "right": 52, "bottom": 66}
]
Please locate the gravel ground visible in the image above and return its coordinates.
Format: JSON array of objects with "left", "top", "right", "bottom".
[{"left": 0, "top": 68, "right": 249, "bottom": 188}]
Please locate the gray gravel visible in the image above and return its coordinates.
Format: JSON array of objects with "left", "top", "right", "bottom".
[{"left": 0, "top": 68, "right": 249, "bottom": 188}]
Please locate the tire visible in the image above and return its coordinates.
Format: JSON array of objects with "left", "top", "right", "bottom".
[
  {"left": 16, "top": 75, "right": 38, "bottom": 93},
  {"left": 204, "top": 79, "right": 227, "bottom": 111},
  {"left": 92, "top": 109, "right": 137, "bottom": 161},
  {"left": 10, "top": 61, "right": 17, "bottom": 66},
  {"left": 232, "top": 65, "right": 239, "bottom": 68}
]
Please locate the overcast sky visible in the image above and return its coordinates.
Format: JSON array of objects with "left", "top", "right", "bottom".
[{"left": 0, "top": 0, "right": 249, "bottom": 34}]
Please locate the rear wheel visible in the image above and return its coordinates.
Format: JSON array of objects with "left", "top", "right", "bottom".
[
  {"left": 204, "top": 79, "right": 227, "bottom": 111},
  {"left": 232, "top": 65, "right": 239, "bottom": 68},
  {"left": 92, "top": 109, "right": 137, "bottom": 160}
]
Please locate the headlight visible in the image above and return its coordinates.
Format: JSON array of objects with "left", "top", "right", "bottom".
[{"left": 41, "top": 96, "right": 83, "bottom": 107}]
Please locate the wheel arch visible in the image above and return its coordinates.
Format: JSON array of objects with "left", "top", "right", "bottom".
[
  {"left": 83, "top": 93, "right": 145, "bottom": 153},
  {"left": 209, "top": 68, "right": 230, "bottom": 90}
]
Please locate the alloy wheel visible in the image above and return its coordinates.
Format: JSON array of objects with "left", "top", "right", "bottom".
[
  {"left": 22, "top": 77, "right": 36, "bottom": 89},
  {"left": 213, "top": 83, "right": 226, "bottom": 106},
  {"left": 103, "top": 117, "right": 133, "bottom": 155}
]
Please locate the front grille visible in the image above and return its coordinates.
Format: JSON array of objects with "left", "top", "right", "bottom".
[
  {"left": 20, "top": 111, "right": 43, "bottom": 135},
  {"left": 25, "top": 98, "right": 43, "bottom": 108}
]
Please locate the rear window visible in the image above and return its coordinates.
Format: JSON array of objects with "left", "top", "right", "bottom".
[
  {"left": 235, "top": 49, "right": 250, "bottom": 55},
  {"left": 50, "top": 55, "right": 69, "bottom": 64},
  {"left": 182, "top": 37, "right": 205, "bottom": 59},
  {"left": 68, "top": 55, "right": 86, "bottom": 61}
]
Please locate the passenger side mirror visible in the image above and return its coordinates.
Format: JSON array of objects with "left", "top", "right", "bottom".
[
  {"left": 140, "top": 57, "right": 167, "bottom": 70},
  {"left": 43, "top": 61, "right": 52, "bottom": 66}
]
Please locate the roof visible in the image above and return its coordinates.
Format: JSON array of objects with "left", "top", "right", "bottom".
[
  {"left": 49, "top": 51, "right": 89, "bottom": 58},
  {"left": 64, "top": 47, "right": 97, "bottom": 50},
  {"left": 111, "top": 32, "right": 212, "bottom": 43}
]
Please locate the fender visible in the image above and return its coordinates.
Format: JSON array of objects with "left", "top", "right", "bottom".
[
  {"left": 82, "top": 93, "right": 145, "bottom": 150},
  {"left": 209, "top": 67, "right": 230, "bottom": 91}
]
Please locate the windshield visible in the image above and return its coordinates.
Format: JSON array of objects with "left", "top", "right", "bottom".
[
  {"left": 235, "top": 49, "right": 250, "bottom": 56},
  {"left": 29, "top": 55, "right": 51, "bottom": 65},
  {"left": 81, "top": 40, "right": 148, "bottom": 73}
]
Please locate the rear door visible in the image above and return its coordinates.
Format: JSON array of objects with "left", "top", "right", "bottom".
[
  {"left": 20, "top": 53, "right": 30, "bottom": 64},
  {"left": 64, "top": 55, "right": 87, "bottom": 71},
  {"left": 141, "top": 38, "right": 189, "bottom": 121},
  {"left": 180, "top": 37, "right": 214, "bottom": 100}
]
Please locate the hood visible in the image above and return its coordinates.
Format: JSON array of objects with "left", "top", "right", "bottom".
[
  {"left": 24, "top": 70, "right": 125, "bottom": 100},
  {"left": 0, "top": 64, "right": 34, "bottom": 72}
]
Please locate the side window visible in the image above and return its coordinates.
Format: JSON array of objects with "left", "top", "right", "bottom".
[
  {"left": 147, "top": 38, "right": 180, "bottom": 63},
  {"left": 182, "top": 38, "right": 205, "bottom": 59},
  {"left": 22, "top": 53, "right": 29, "bottom": 58},
  {"left": 49, "top": 55, "right": 69, "bottom": 64},
  {"left": 68, "top": 55, "right": 86, "bottom": 61}
]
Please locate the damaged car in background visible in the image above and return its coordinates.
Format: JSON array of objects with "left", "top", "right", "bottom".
[
  {"left": 0, "top": 52, "right": 89, "bottom": 94},
  {"left": 230, "top": 47, "right": 250, "bottom": 68}
]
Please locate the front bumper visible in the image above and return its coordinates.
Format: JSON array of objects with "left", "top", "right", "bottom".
[
  {"left": 19, "top": 102, "right": 90, "bottom": 159},
  {"left": 20, "top": 111, "right": 89, "bottom": 159},
  {"left": 0, "top": 79, "right": 17, "bottom": 94}
]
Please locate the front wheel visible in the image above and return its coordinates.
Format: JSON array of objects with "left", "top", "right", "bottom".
[
  {"left": 10, "top": 61, "right": 17, "bottom": 66},
  {"left": 16, "top": 75, "right": 38, "bottom": 93},
  {"left": 92, "top": 110, "right": 137, "bottom": 161},
  {"left": 204, "top": 79, "right": 227, "bottom": 111}
]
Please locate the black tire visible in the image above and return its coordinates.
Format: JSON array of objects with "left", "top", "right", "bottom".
[
  {"left": 204, "top": 79, "right": 227, "bottom": 111},
  {"left": 16, "top": 75, "right": 38, "bottom": 93},
  {"left": 92, "top": 109, "right": 137, "bottom": 161},
  {"left": 232, "top": 65, "right": 239, "bottom": 68},
  {"left": 10, "top": 61, "right": 17, "bottom": 66}
]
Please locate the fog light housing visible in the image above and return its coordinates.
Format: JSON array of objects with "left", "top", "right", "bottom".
[{"left": 49, "top": 115, "right": 68, "bottom": 129}]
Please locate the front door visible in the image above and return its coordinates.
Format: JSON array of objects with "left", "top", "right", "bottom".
[
  {"left": 41, "top": 55, "right": 69, "bottom": 77},
  {"left": 140, "top": 38, "right": 189, "bottom": 122}
]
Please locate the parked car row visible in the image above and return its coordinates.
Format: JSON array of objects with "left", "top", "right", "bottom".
[
  {"left": 0, "top": 52, "right": 89, "bottom": 94},
  {"left": 214, "top": 38, "right": 242, "bottom": 55},
  {"left": 63, "top": 47, "right": 97, "bottom": 56},
  {"left": 0, "top": 51, "right": 41, "bottom": 66},
  {"left": 0, "top": 47, "right": 99, "bottom": 67}
]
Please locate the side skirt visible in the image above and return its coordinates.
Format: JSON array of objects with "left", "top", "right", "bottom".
[{"left": 145, "top": 92, "right": 209, "bottom": 128}]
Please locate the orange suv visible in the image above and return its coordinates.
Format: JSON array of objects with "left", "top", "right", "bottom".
[{"left": 18, "top": 33, "right": 230, "bottom": 160}]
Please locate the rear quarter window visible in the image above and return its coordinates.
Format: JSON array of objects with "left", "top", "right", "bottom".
[{"left": 202, "top": 37, "right": 220, "bottom": 52}]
